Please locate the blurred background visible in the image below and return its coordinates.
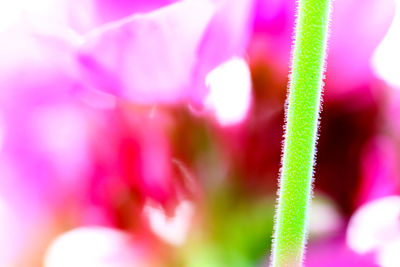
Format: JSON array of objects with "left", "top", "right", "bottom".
[{"left": 0, "top": 0, "right": 399, "bottom": 266}]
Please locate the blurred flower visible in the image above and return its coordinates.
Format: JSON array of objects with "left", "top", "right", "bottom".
[
  {"left": 0, "top": 22, "right": 87, "bottom": 264},
  {"left": 0, "top": 0, "right": 208, "bottom": 263},
  {"left": 1, "top": 0, "right": 398, "bottom": 265}
]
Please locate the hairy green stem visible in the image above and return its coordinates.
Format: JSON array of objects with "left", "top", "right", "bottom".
[{"left": 271, "top": 0, "right": 331, "bottom": 266}]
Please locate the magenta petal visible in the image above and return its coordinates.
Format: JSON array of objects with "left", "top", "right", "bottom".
[
  {"left": 356, "top": 136, "right": 400, "bottom": 206},
  {"left": 191, "top": 0, "right": 255, "bottom": 104},
  {"left": 306, "top": 239, "right": 378, "bottom": 267},
  {"left": 77, "top": 0, "right": 217, "bottom": 104},
  {"left": 94, "top": 0, "right": 176, "bottom": 24},
  {"left": 78, "top": 0, "right": 255, "bottom": 105},
  {"left": 326, "top": 0, "right": 396, "bottom": 96}
]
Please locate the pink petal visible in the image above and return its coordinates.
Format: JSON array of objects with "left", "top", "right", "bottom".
[
  {"left": 357, "top": 136, "right": 400, "bottom": 205},
  {"left": 77, "top": 0, "right": 216, "bottom": 104},
  {"left": 78, "top": 0, "right": 255, "bottom": 105},
  {"left": 326, "top": 0, "right": 396, "bottom": 97},
  {"left": 93, "top": 0, "right": 175, "bottom": 24}
]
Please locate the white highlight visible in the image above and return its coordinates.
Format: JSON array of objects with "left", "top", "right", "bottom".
[
  {"left": 0, "top": 0, "right": 23, "bottom": 31},
  {"left": 0, "top": 0, "right": 91, "bottom": 36},
  {"left": 346, "top": 196, "right": 400, "bottom": 254},
  {"left": 377, "top": 240, "right": 400, "bottom": 267},
  {"left": 308, "top": 196, "right": 342, "bottom": 238},
  {"left": 143, "top": 200, "right": 194, "bottom": 246},
  {"left": 44, "top": 227, "right": 139, "bottom": 267},
  {"left": 205, "top": 57, "right": 252, "bottom": 126},
  {"left": 372, "top": 2, "right": 400, "bottom": 88},
  {"left": 0, "top": 0, "right": 60, "bottom": 31}
]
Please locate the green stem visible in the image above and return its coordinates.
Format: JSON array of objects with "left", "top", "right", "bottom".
[{"left": 271, "top": 0, "right": 331, "bottom": 266}]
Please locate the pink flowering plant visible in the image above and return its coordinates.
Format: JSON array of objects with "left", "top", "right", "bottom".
[{"left": 0, "top": 0, "right": 399, "bottom": 266}]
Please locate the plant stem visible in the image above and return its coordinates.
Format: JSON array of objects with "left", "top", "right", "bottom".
[{"left": 271, "top": 0, "right": 331, "bottom": 266}]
